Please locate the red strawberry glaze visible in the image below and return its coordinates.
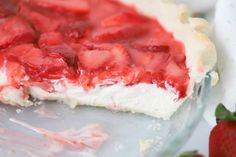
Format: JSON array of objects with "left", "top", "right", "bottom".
[{"left": 0, "top": 0, "right": 189, "bottom": 98}]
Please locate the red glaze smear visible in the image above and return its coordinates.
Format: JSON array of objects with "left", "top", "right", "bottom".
[
  {"left": 0, "top": 118, "right": 108, "bottom": 156},
  {"left": 0, "top": 0, "right": 189, "bottom": 98}
]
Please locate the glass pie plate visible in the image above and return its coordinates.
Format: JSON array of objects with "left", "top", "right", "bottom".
[{"left": 0, "top": 76, "right": 211, "bottom": 157}]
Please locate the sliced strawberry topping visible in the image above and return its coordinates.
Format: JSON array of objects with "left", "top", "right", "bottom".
[
  {"left": 166, "top": 61, "right": 184, "bottom": 79},
  {"left": 0, "top": 53, "right": 4, "bottom": 67},
  {"left": 42, "top": 53, "right": 73, "bottom": 80},
  {"left": 24, "top": 0, "right": 89, "bottom": 14},
  {"left": 60, "top": 21, "right": 91, "bottom": 42},
  {"left": 6, "top": 44, "right": 46, "bottom": 68},
  {"left": 19, "top": 7, "right": 65, "bottom": 33},
  {"left": 0, "top": 16, "right": 35, "bottom": 49},
  {"left": 165, "top": 61, "right": 188, "bottom": 96},
  {"left": 146, "top": 53, "right": 170, "bottom": 72},
  {"left": 77, "top": 74, "right": 92, "bottom": 90},
  {"left": 129, "top": 50, "right": 153, "bottom": 68},
  {"left": 93, "top": 25, "right": 147, "bottom": 42},
  {"left": 130, "top": 49, "right": 170, "bottom": 71},
  {"left": 101, "top": 12, "right": 146, "bottom": 27},
  {"left": 6, "top": 44, "right": 72, "bottom": 80},
  {"left": 77, "top": 49, "right": 112, "bottom": 70},
  {"left": 0, "top": 0, "right": 189, "bottom": 98},
  {"left": 39, "top": 32, "right": 64, "bottom": 46},
  {"left": 133, "top": 71, "right": 153, "bottom": 84},
  {"left": 0, "top": 0, "right": 17, "bottom": 17},
  {"left": 170, "top": 41, "right": 186, "bottom": 63},
  {"left": 43, "top": 44, "right": 77, "bottom": 66},
  {"left": 109, "top": 45, "right": 131, "bottom": 68}
]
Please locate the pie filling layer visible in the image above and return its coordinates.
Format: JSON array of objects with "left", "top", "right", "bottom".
[{"left": 0, "top": 0, "right": 189, "bottom": 99}]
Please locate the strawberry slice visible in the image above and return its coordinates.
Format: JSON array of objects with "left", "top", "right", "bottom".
[
  {"left": 41, "top": 53, "right": 73, "bottom": 79},
  {"left": 6, "top": 44, "right": 47, "bottom": 68},
  {"left": 0, "top": 16, "right": 35, "bottom": 49},
  {"left": 110, "top": 44, "right": 130, "bottom": 68},
  {"left": 77, "top": 49, "right": 112, "bottom": 70},
  {"left": 129, "top": 50, "right": 153, "bottom": 68},
  {"left": 165, "top": 60, "right": 189, "bottom": 97},
  {"left": 170, "top": 41, "right": 186, "bottom": 63},
  {"left": 133, "top": 71, "right": 152, "bottom": 84},
  {"left": 146, "top": 53, "right": 170, "bottom": 72},
  {"left": 101, "top": 12, "right": 146, "bottom": 27},
  {"left": 132, "top": 44, "right": 170, "bottom": 53},
  {"left": 24, "top": 0, "right": 89, "bottom": 14},
  {"left": 60, "top": 21, "right": 91, "bottom": 42},
  {"left": 19, "top": 7, "right": 65, "bottom": 33},
  {"left": 43, "top": 44, "right": 77, "bottom": 66},
  {"left": 130, "top": 48, "right": 170, "bottom": 72},
  {"left": 6, "top": 44, "right": 71, "bottom": 80},
  {"left": 0, "top": 0, "right": 17, "bottom": 17},
  {"left": 165, "top": 61, "right": 183, "bottom": 78},
  {"left": 93, "top": 25, "right": 147, "bottom": 42},
  {"left": 39, "top": 32, "right": 64, "bottom": 46},
  {"left": 39, "top": 33, "right": 77, "bottom": 66}
]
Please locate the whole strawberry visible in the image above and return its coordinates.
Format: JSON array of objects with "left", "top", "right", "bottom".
[
  {"left": 209, "top": 104, "right": 236, "bottom": 157},
  {"left": 178, "top": 150, "right": 204, "bottom": 157}
]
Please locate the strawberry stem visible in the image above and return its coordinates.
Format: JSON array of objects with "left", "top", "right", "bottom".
[
  {"left": 215, "top": 103, "right": 236, "bottom": 122},
  {"left": 178, "top": 150, "right": 199, "bottom": 157}
]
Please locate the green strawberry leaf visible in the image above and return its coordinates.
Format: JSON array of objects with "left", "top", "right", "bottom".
[
  {"left": 215, "top": 103, "right": 236, "bottom": 122},
  {"left": 178, "top": 150, "right": 198, "bottom": 157}
]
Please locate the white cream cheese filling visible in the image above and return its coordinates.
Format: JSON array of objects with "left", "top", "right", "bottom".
[{"left": 29, "top": 82, "right": 184, "bottom": 120}]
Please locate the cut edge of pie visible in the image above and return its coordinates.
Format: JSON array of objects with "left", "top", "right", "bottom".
[{"left": 0, "top": 0, "right": 217, "bottom": 120}]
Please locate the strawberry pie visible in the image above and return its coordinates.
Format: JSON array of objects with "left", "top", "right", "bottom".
[{"left": 0, "top": 0, "right": 216, "bottom": 119}]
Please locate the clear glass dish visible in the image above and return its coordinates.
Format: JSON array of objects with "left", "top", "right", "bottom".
[{"left": 0, "top": 76, "right": 211, "bottom": 157}]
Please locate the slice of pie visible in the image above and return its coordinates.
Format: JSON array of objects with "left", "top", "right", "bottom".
[{"left": 0, "top": 0, "right": 216, "bottom": 119}]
